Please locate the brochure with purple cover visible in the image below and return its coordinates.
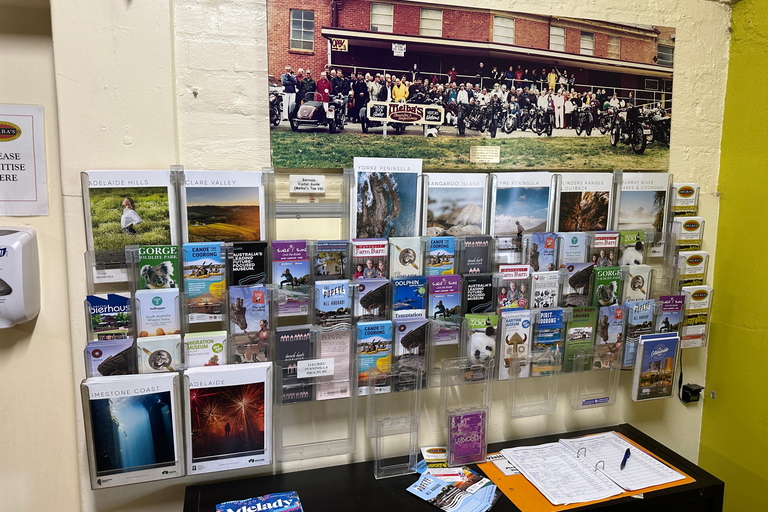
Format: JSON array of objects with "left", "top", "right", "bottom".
[
  {"left": 271, "top": 240, "right": 311, "bottom": 319},
  {"left": 447, "top": 408, "right": 487, "bottom": 467}
]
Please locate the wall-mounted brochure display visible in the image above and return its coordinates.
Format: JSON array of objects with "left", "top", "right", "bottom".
[
  {"left": 671, "top": 183, "right": 700, "bottom": 218},
  {"left": 631, "top": 333, "right": 680, "bottom": 401},
  {"left": 676, "top": 251, "right": 709, "bottom": 290},
  {"left": 671, "top": 216, "right": 704, "bottom": 253},
  {"left": 680, "top": 285, "right": 713, "bottom": 349},
  {"left": 423, "top": 172, "right": 490, "bottom": 237}
]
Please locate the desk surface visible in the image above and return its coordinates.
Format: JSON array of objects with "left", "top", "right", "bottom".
[{"left": 183, "top": 423, "right": 723, "bottom": 512}]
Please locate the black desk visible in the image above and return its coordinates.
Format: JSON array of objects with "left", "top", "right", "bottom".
[{"left": 183, "top": 423, "right": 723, "bottom": 512}]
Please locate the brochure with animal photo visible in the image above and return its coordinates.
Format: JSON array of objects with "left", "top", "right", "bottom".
[
  {"left": 425, "top": 172, "right": 488, "bottom": 237},
  {"left": 458, "top": 236, "right": 493, "bottom": 274},
  {"left": 617, "top": 231, "right": 645, "bottom": 266},
  {"left": 592, "top": 266, "right": 622, "bottom": 307},
  {"left": 86, "top": 293, "right": 132, "bottom": 341},
  {"left": 351, "top": 238, "right": 388, "bottom": 279},
  {"left": 428, "top": 275, "right": 462, "bottom": 346},
  {"left": 230, "top": 241, "right": 268, "bottom": 286},
  {"left": 623, "top": 299, "right": 656, "bottom": 367},
  {"left": 562, "top": 262, "right": 595, "bottom": 308},
  {"left": 315, "top": 240, "right": 349, "bottom": 280},
  {"left": 499, "top": 309, "right": 532, "bottom": 381},
  {"left": 136, "top": 245, "right": 180, "bottom": 290},
  {"left": 557, "top": 172, "right": 614, "bottom": 232},
  {"left": 81, "top": 373, "right": 183, "bottom": 488},
  {"left": 531, "top": 309, "right": 564, "bottom": 376},
  {"left": 316, "top": 329, "right": 352, "bottom": 401},
  {"left": 392, "top": 317, "right": 429, "bottom": 391},
  {"left": 229, "top": 285, "right": 270, "bottom": 362},
  {"left": 464, "top": 274, "right": 494, "bottom": 314},
  {"left": 557, "top": 232, "right": 587, "bottom": 267},
  {"left": 491, "top": 172, "right": 555, "bottom": 238},
  {"left": 182, "top": 243, "right": 226, "bottom": 324},
  {"left": 589, "top": 231, "right": 620, "bottom": 267},
  {"left": 631, "top": 333, "right": 679, "bottom": 401},
  {"left": 426, "top": 236, "right": 455, "bottom": 275},
  {"left": 530, "top": 271, "right": 560, "bottom": 309},
  {"left": 135, "top": 288, "right": 181, "bottom": 338},
  {"left": 527, "top": 232, "right": 558, "bottom": 273},
  {"left": 314, "top": 280, "right": 352, "bottom": 331},
  {"left": 84, "top": 338, "right": 136, "bottom": 377},
  {"left": 354, "top": 278, "right": 390, "bottom": 322},
  {"left": 137, "top": 334, "right": 182, "bottom": 373},
  {"left": 276, "top": 326, "right": 314, "bottom": 404},
  {"left": 672, "top": 183, "right": 700, "bottom": 217},
  {"left": 620, "top": 172, "right": 671, "bottom": 257},
  {"left": 624, "top": 264, "right": 652, "bottom": 301},
  {"left": 83, "top": 169, "right": 179, "bottom": 284},
  {"left": 563, "top": 306, "right": 597, "bottom": 373},
  {"left": 392, "top": 276, "right": 427, "bottom": 319},
  {"left": 357, "top": 320, "right": 392, "bottom": 396},
  {"left": 656, "top": 295, "right": 685, "bottom": 335},
  {"left": 447, "top": 408, "right": 488, "bottom": 467},
  {"left": 676, "top": 251, "right": 708, "bottom": 289},
  {"left": 465, "top": 314, "right": 498, "bottom": 379},
  {"left": 681, "top": 285, "right": 712, "bottom": 349},
  {"left": 594, "top": 305, "right": 624, "bottom": 370},
  {"left": 182, "top": 170, "right": 264, "bottom": 243},
  {"left": 185, "top": 331, "right": 228, "bottom": 368},
  {"left": 389, "top": 236, "right": 422, "bottom": 278},
  {"left": 353, "top": 159, "right": 422, "bottom": 239},
  {"left": 498, "top": 265, "right": 530, "bottom": 310},
  {"left": 271, "top": 240, "right": 311, "bottom": 319},
  {"left": 184, "top": 363, "right": 271, "bottom": 474}
]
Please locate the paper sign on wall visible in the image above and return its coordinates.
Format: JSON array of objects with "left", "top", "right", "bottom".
[
  {"left": 289, "top": 175, "right": 326, "bottom": 194},
  {"left": 0, "top": 104, "right": 48, "bottom": 216}
]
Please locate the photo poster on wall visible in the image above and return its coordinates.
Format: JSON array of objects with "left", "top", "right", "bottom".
[
  {"left": 424, "top": 172, "right": 489, "bottom": 237},
  {"left": 181, "top": 170, "right": 265, "bottom": 244},
  {"left": 83, "top": 170, "right": 179, "bottom": 284},
  {"left": 352, "top": 157, "right": 422, "bottom": 239},
  {"left": 264, "top": 3, "right": 674, "bottom": 170}
]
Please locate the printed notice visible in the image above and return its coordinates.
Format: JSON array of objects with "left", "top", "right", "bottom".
[
  {"left": 470, "top": 146, "right": 500, "bottom": 163},
  {"left": 0, "top": 105, "right": 47, "bottom": 216},
  {"left": 290, "top": 174, "right": 326, "bottom": 194},
  {"left": 297, "top": 357, "right": 335, "bottom": 378}
]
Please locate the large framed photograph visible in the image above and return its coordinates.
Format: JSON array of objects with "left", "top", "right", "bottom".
[{"left": 266, "top": 3, "right": 675, "bottom": 169}]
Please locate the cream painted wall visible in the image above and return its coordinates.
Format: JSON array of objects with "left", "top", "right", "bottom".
[
  {"left": 39, "top": 0, "right": 730, "bottom": 511},
  {"left": 0, "top": 5, "right": 81, "bottom": 511}
]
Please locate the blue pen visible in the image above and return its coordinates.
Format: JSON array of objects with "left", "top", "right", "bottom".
[{"left": 620, "top": 448, "right": 631, "bottom": 470}]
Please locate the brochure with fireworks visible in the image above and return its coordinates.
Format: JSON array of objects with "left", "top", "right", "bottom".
[
  {"left": 230, "top": 241, "right": 268, "bottom": 286},
  {"left": 499, "top": 308, "right": 532, "bottom": 381},
  {"left": 86, "top": 293, "right": 132, "bottom": 341},
  {"left": 562, "top": 262, "right": 595, "bottom": 308},
  {"left": 426, "top": 236, "right": 455, "bottom": 276},
  {"left": 81, "top": 373, "right": 183, "bottom": 488},
  {"left": 425, "top": 172, "right": 489, "bottom": 237},
  {"left": 557, "top": 172, "right": 614, "bottom": 232},
  {"left": 672, "top": 183, "right": 700, "bottom": 217},
  {"left": 357, "top": 320, "right": 392, "bottom": 396},
  {"left": 619, "top": 172, "right": 671, "bottom": 257},
  {"left": 681, "top": 285, "right": 713, "bottom": 349},
  {"left": 563, "top": 306, "right": 597, "bottom": 372},
  {"left": 135, "top": 245, "right": 180, "bottom": 290},
  {"left": 185, "top": 331, "right": 228, "bottom": 368},
  {"left": 354, "top": 277, "right": 391, "bottom": 322},
  {"left": 490, "top": 171, "right": 555, "bottom": 238},
  {"left": 592, "top": 266, "right": 622, "bottom": 307},
  {"left": 276, "top": 326, "right": 314, "bottom": 404},
  {"left": 314, "top": 280, "right": 352, "bottom": 331},
  {"left": 530, "top": 271, "right": 560, "bottom": 309},
  {"left": 497, "top": 265, "right": 531, "bottom": 311},
  {"left": 315, "top": 240, "right": 349, "bottom": 280},
  {"left": 84, "top": 338, "right": 136, "bottom": 377},
  {"left": 183, "top": 242, "right": 226, "bottom": 324},
  {"left": 623, "top": 300, "right": 656, "bottom": 367},
  {"left": 353, "top": 158, "right": 422, "bottom": 239},
  {"left": 316, "top": 329, "right": 353, "bottom": 401},
  {"left": 531, "top": 309, "right": 564, "bottom": 377},
  {"left": 631, "top": 333, "right": 679, "bottom": 401},
  {"left": 392, "top": 276, "right": 427, "bottom": 319},
  {"left": 184, "top": 362, "right": 271, "bottom": 474},
  {"left": 676, "top": 251, "right": 708, "bottom": 289},
  {"left": 83, "top": 169, "right": 179, "bottom": 284},
  {"left": 464, "top": 274, "right": 494, "bottom": 314},
  {"left": 656, "top": 295, "right": 685, "bottom": 335},
  {"left": 428, "top": 275, "right": 462, "bottom": 345},
  {"left": 624, "top": 264, "right": 652, "bottom": 301},
  {"left": 271, "top": 240, "right": 311, "bottom": 320},
  {"left": 447, "top": 408, "right": 488, "bottom": 467},
  {"left": 389, "top": 236, "right": 423, "bottom": 278},
  {"left": 458, "top": 236, "right": 493, "bottom": 274},
  {"left": 526, "top": 232, "right": 558, "bottom": 273},
  {"left": 594, "top": 305, "right": 624, "bottom": 370},
  {"left": 557, "top": 232, "right": 587, "bottom": 267},
  {"left": 351, "top": 238, "right": 388, "bottom": 279},
  {"left": 182, "top": 169, "right": 264, "bottom": 243},
  {"left": 137, "top": 335, "right": 183, "bottom": 373},
  {"left": 392, "top": 317, "right": 429, "bottom": 391},
  {"left": 229, "top": 285, "right": 270, "bottom": 363},
  {"left": 135, "top": 288, "right": 180, "bottom": 338}
]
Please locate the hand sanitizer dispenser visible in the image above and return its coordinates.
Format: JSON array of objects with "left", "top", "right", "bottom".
[{"left": 0, "top": 227, "right": 41, "bottom": 328}]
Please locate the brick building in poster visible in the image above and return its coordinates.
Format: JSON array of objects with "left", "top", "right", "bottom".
[{"left": 268, "top": 0, "right": 674, "bottom": 102}]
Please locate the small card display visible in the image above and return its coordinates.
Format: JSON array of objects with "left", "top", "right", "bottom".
[
  {"left": 271, "top": 240, "right": 311, "bottom": 319},
  {"left": 428, "top": 275, "right": 461, "bottom": 346},
  {"left": 426, "top": 236, "right": 455, "bottom": 275},
  {"left": 354, "top": 278, "right": 390, "bottom": 322},
  {"left": 392, "top": 276, "right": 427, "bottom": 319},
  {"left": 230, "top": 241, "right": 268, "bottom": 286},
  {"left": 315, "top": 240, "right": 349, "bottom": 280},
  {"left": 464, "top": 274, "right": 494, "bottom": 314},
  {"left": 447, "top": 408, "right": 488, "bottom": 467},
  {"left": 135, "top": 288, "right": 180, "bottom": 338},
  {"left": 137, "top": 335, "right": 182, "bottom": 373},
  {"left": 459, "top": 236, "right": 492, "bottom": 274},
  {"left": 389, "top": 236, "right": 422, "bottom": 278},
  {"left": 276, "top": 326, "right": 314, "bottom": 404},
  {"left": 392, "top": 317, "right": 429, "bottom": 391},
  {"left": 499, "top": 309, "right": 532, "bottom": 380},
  {"left": 84, "top": 338, "right": 135, "bottom": 377},
  {"left": 87, "top": 293, "right": 132, "bottom": 341},
  {"left": 592, "top": 266, "right": 622, "bottom": 307},
  {"left": 357, "top": 321, "right": 392, "bottom": 396},
  {"left": 314, "top": 280, "right": 352, "bottom": 331},
  {"left": 530, "top": 271, "right": 560, "bottom": 309},
  {"left": 137, "top": 244, "right": 180, "bottom": 290},
  {"left": 351, "top": 238, "right": 388, "bottom": 279},
  {"left": 183, "top": 243, "right": 226, "bottom": 323},
  {"left": 185, "top": 331, "right": 228, "bottom": 367}
]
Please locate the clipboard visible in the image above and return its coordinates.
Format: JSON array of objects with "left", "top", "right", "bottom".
[{"left": 477, "top": 432, "right": 696, "bottom": 511}]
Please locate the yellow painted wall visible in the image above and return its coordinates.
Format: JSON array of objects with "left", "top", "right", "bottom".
[{"left": 698, "top": 0, "right": 768, "bottom": 510}]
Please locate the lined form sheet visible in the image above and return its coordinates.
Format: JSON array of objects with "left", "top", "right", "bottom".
[{"left": 559, "top": 431, "right": 685, "bottom": 491}]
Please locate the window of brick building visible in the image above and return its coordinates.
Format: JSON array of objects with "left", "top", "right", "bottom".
[
  {"left": 493, "top": 16, "right": 515, "bottom": 45},
  {"left": 580, "top": 31, "right": 594, "bottom": 55},
  {"left": 420, "top": 8, "right": 442, "bottom": 37},
  {"left": 658, "top": 44, "right": 674, "bottom": 66},
  {"left": 290, "top": 9, "right": 314, "bottom": 51},
  {"left": 370, "top": 3, "right": 393, "bottom": 33},
  {"left": 607, "top": 36, "right": 620, "bottom": 59},
  {"left": 550, "top": 26, "right": 565, "bottom": 51}
]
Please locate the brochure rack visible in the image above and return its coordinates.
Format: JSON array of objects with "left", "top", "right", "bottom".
[
  {"left": 366, "top": 367, "right": 423, "bottom": 479},
  {"left": 680, "top": 286, "right": 713, "bottom": 349},
  {"left": 506, "top": 352, "right": 561, "bottom": 418},
  {"left": 569, "top": 343, "right": 625, "bottom": 411},
  {"left": 670, "top": 183, "right": 700, "bottom": 218},
  {"left": 675, "top": 250, "right": 709, "bottom": 291},
  {"left": 273, "top": 328, "right": 358, "bottom": 462},
  {"left": 671, "top": 217, "right": 705, "bottom": 253},
  {"left": 428, "top": 316, "right": 465, "bottom": 389},
  {"left": 438, "top": 356, "right": 493, "bottom": 429}
]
